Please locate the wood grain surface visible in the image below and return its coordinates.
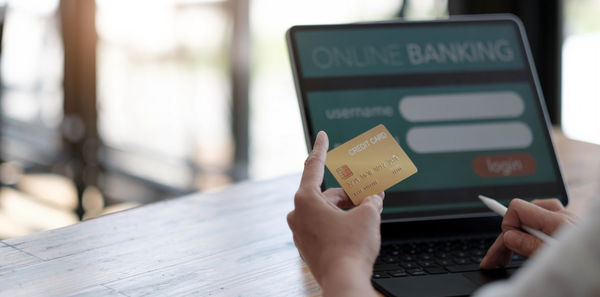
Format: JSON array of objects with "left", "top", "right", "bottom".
[{"left": 0, "top": 130, "right": 598, "bottom": 297}]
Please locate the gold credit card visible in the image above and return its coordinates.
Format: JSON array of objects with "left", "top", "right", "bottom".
[{"left": 325, "top": 124, "right": 418, "bottom": 205}]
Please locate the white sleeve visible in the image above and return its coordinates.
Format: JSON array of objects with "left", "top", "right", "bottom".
[{"left": 474, "top": 197, "right": 600, "bottom": 297}]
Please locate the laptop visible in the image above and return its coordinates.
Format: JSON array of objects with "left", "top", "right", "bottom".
[{"left": 286, "top": 15, "right": 568, "bottom": 297}]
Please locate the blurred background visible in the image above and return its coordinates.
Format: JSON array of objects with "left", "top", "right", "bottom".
[{"left": 0, "top": 0, "right": 598, "bottom": 239}]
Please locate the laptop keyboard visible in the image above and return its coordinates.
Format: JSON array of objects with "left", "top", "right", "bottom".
[{"left": 373, "top": 235, "right": 526, "bottom": 279}]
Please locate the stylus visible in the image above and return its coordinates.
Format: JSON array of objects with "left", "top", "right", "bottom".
[{"left": 478, "top": 195, "right": 556, "bottom": 244}]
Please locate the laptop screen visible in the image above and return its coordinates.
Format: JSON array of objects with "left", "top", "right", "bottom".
[{"left": 287, "top": 16, "right": 568, "bottom": 222}]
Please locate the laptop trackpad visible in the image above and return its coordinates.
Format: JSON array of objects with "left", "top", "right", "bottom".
[
  {"left": 462, "top": 268, "right": 518, "bottom": 285},
  {"left": 374, "top": 274, "right": 479, "bottom": 297}
]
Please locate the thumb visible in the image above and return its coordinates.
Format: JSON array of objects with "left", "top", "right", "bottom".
[
  {"left": 357, "top": 194, "right": 384, "bottom": 217},
  {"left": 503, "top": 229, "right": 544, "bottom": 257}
]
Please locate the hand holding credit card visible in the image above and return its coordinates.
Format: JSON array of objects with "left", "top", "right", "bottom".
[{"left": 325, "top": 124, "right": 418, "bottom": 205}]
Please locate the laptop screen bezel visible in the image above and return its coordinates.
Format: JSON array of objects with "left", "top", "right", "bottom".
[{"left": 286, "top": 14, "right": 569, "bottom": 223}]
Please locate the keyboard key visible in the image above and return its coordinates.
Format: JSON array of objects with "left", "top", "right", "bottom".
[
  {"left": 389, "top": 270, "right": 408, "bottom": 277},
  {"left": 454, "top": 258, "right": 470, "bottom": 265},
  {"left": 419, "top": 261, "right": 436, "bottom": 267},
  {"left": 401, "top": 262, "right": 419, "bottom": 269},
  {"left": 445, "top": 264, "right": 481, "bottom": 273},
  {"left": 452, "top": 251, "right": 468, "bottom": 258},
  {"left": 408, "top": 268, "right": 426, "bottom": 276},
  {"left": 373, "top": 264, "right": 402, "bottom": 272},
  {"left": 419, "top": 254, "right": 433, "bottom": 260},
  {"left": 372, "top": 272, "right": 390, "bottom": 279},
  {"left": 435, "top": 252, "right": 450, "bottom": 259},
  {"left": 401, "top": 255, "right": 414, "bottom": 262},
  {"left": 436, "top": 259, "right": 452, "bottom": 266},
  {"left": 425, "top": 267, "right": 447, "bottom": 274},
  {"left": 470, "top": 249, "right": 485, "bottom": 256}
]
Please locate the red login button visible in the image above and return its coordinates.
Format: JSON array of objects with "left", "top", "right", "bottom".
[{"left": 472, "top": 153, "right": 537, "bottom": 178}]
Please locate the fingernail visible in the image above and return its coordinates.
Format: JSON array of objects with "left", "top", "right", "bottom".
[{"left": 314, "top": 132, "right": 322, "bottom": 144}]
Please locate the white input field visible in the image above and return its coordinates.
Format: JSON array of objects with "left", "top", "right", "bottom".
[
  {"left": 399, "top": 91, "right": 524, "bottom": 122},
  {"left": 406, "top": 122, "right": 533, "bottom": 153}
]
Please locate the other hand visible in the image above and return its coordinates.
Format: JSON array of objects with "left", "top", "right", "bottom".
[
  {"left": 287, "top": 131, "right": 384, "bottom": 296},
  {"left": 480, "top": 198, "right": 577, "bottom": 269}
]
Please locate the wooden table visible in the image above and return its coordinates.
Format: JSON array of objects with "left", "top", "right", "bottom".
[{"left": 1, "top": 130, "right": 599, "bottom": 297}]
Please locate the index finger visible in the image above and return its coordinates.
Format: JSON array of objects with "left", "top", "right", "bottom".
[
  {"left": 300, "top": 131, "right": 329, "bottom": 189},
  {"left": 480, "top": 234, "right": 512, "bottom": 269}
]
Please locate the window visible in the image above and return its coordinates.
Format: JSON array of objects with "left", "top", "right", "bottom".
[
  {"left": 96, "top": 0, "right": 235, "bottom": 199},
  {"left": 248, "top": 0, "right": 406, "bottom": 179},
  {"left": 562, "top": 0, "right": 600, "bottom": 143}
]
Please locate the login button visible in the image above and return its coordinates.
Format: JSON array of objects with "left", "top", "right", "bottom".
[{"left": 472, "top": 153, "right": 537, "bottom": 178}]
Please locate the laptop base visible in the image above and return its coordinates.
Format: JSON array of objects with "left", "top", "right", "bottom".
[{"left": 373, "top": 268, "right": 518, "bottom": 297}]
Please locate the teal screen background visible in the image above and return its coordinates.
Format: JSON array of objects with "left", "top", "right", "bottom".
[
  {"left": 295, "top": 23, "right": 524, "bottom": 77},
  {"left": 307, "top": 83, "right": 556, "bottom": 192}
]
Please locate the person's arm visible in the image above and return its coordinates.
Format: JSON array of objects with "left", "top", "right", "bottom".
[
  {"left": 287, "top": 131, "right": 381, "bottom": 297},
  {"left": 288, "top": 131, "right": 595, "bottom": 297},
  {"left": 321, "top": 258, "right": 377, "bottom": 297}
]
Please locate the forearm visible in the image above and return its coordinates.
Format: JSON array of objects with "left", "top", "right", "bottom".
[{"left": 320, "top": 258, "right": 378, "bottom": 297}]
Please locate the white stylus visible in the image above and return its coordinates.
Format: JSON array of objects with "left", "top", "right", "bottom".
[{"left": 478, "top": 195, "right": 556, "bottom": 244}]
